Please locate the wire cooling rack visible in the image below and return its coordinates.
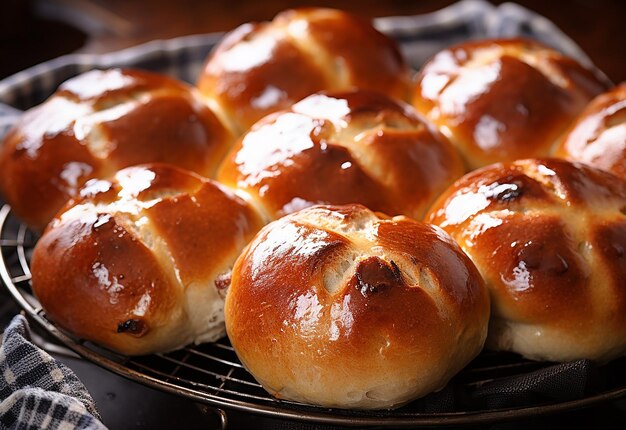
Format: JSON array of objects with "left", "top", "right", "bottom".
[{"left": 2, "top": 203, "right": 626, "bottom": 427}]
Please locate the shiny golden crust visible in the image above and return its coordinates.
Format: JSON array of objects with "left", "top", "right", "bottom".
[
  {"left": 412, "top": 38, "right": 610, "bottom": 170},
  {"left": 31, "top": 164, "right": 263, "bottom": 356},
  {"left": 0, "top": 68, "right": 234, "bottom": 230},
  {"left": 225, "top": 204, "right": 489, "bottom": 409},
  {"left": 425, "top": 158, "right": 626, "bottom": 362},
  {"left": 217, "top": 90, "right": 464, "bottom": 221},
  {"left": 555, "top": 83, "right": 626, "bottom": 179},
  {"left": 196, "top": 8, "right": 411, "bottom": 134}
]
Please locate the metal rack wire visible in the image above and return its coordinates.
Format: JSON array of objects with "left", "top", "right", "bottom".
[{"left": 1, "top": 203, "right": 626, "bottom": 427}]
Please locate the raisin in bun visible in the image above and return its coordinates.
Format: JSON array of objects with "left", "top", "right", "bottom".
[
  {"left": 196, "top": 8, "right": 411, "bottom": 135},
  {"left": 31, "top": 164, "right": 263, "bottom": 356},
  {"left": 218, "top": 90, "right": 463, "bottom": 221},
  {"left": 412, "top": 38, "right": 610, "bottom": 170},
  {"left": 426, "top": 158, "right": 626, "bottom": 362},
  {"left": 225, "top": 204, "right": 489, "bottom": 409},
  {"left": 555, "top": 83, "right": 626, "bottom": 179},
  {"left": 0, "top": 68, "right": 233, "bottom": 230}
]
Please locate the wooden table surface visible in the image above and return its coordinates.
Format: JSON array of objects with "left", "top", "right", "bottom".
[{"left": 1, "top": 0, "right": 625, "bottom": 83}]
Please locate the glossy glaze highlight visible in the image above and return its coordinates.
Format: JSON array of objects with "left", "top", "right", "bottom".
[
  {"left": 197, "top": 7, "right": 411, "bottom": 134},
  {"left": 31, "top": 164, "right": 264, "bottom": 355},
  {"left": 426, "top": 158, "right": 626, "bottom": 362},
  {"left": 413, "top": 39, "right": 610, "bottom": 170},
  {"left": 555, "top": 83, "right": 626, "bottom": 180},
  {"left": 218, "top": 90, "right": 464, "bottom": 221},
  {"left": 225, "top": 204, "right": 489, "bottom": 409},
  {"left": 0, "top": 68, "right": 234, "bottom": 229}
]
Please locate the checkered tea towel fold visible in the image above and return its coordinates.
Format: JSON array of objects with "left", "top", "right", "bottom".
[{"left": 0, "top": 315, "right": 107, "bottom": 430}]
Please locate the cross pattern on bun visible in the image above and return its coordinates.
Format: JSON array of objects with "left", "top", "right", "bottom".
[
  {"left": 218, "top": 90, "right": 464, "bottom": 221},
  {"left": 412, "top": 38, "right": 610, "bottom": 170},
  {"left": 0, "top": 68, "right": 234, "bottom": 229},
  {"left": 225, "top": 204, "right": 489, "bottom": 409},
  {"left": 197, "top": 8, "right": 411, "bottom": 135},
  {"left": 31, "top": 164, "right": 263, "bottom": 355},
  {"left": 555, "top": 83, "right": 626, "bottom": 180},
  {"left": 426, "top": 158, "right": 626, "bottom": 362}
]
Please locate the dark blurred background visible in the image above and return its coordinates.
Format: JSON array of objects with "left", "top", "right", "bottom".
[{"left": 1, "top": 0, "right": 625, "bottom": 82}]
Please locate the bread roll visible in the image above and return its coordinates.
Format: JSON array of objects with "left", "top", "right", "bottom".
[
  {"left": 412, "top": 38, "right": 610, "bottom": 170},
  {"left": 218, "top": 90, "right": 464, "bottom": 221},
  {"left": 197, "top": 8, "right": 411, "bottom": 134},
  {"left": 0, "top": 68, "right": 234, "bottom": 229},
  {"left": 426, "top": 158, "right": 626, "bottom": 362},
  {"left": 225, "top": 204, "right": 489, "bottom": 409},
  {"left": 555, "top": 83, "right": 626, "bottom": 179},
  {"left": 31, "top": 164, "right": 263, "bottom": 356}
]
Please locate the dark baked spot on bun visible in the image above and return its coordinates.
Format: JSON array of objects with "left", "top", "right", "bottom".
[
  {"left": 516, "top": 240, "right": 569, "bottom": 274},
  {"left": 217, "top": 90, "right": 464, "bottom": 222},
  {"left": 390, "top": 260, "right": 402, "bottom": 279},
  {"left": 482, "top": 179, "right": 524, "bottom": 202},
  {"left": 354, "top": 257, "right": 403, "bottom": 297},
  {"left": 426, "top": 158, "right": 626, "bottom": 362},
  {"left": 225, "top": 204, "right": 489, "bottom": 409},
  {"left": 214, "top": 271, "right": 232, "bottom": 290},
  {"left": 31, "top": 163, "right": 264, "bottom": 355},
  {"left": 594, "top": 222, "right": 626, "bottom": 262},
  {"left": 117, "top": 319, "right": 147, "bottom": 336}
]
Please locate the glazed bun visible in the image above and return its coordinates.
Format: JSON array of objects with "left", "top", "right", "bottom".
[
  {"left": 555, "top": 83, "right": 626, "bottom": 179},
  {"left": 197, "top": 8, "right": 411, "bottom": 134},
  {"left": 426, "top": 158, "right": 626, "bottom": 362},
  {"left": 31, "top": 164, "right": 263, "bottom": 356},
  {"left": 225, "top": 204, "right": 489, "bottom": 409},
  {"left": 218, "top": 90, "right": 464, "bottom": 221},
  {"left": 412, "top": 38, "right": 610, "bottom": 170},
  {"left": 0, "top": 68, "right": 234, "bottom": 230}
]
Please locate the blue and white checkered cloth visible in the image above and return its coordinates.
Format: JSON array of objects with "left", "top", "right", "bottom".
[
  {"left": 0, "top": 1, "right": 602, "bottom": 428},
  {"left": 0, "top": 316, "right": 105, "bottom": 430}
]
